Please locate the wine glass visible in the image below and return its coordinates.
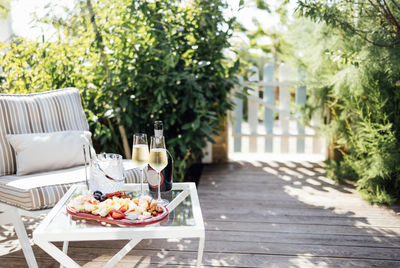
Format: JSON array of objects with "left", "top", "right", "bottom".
[
  {"left": 131, "top": 133, "right": 149, "bottom": 198},
  {"left": 149, "top": 136, "right": 169, "bottom": 206}
]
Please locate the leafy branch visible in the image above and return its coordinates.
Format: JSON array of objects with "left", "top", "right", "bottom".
[{"left": 297, "top": 0, "right": 400, "bottom": 47}]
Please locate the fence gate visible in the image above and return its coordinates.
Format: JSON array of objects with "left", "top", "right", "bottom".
[{"left": 230, "top": 63, "right": 326, "bottom": 160}]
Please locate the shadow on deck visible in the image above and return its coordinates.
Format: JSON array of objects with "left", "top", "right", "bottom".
[{"left": 1, "top": 161, "right": 400, "bottom": 267}]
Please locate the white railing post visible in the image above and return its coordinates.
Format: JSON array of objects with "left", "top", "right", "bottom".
[
  {"left": 201, "top": 141, "right": 212, "bottom": 163},
  {"left": 296, "top": 68, "right": 306, "bottom": 153},
  {"left": 263, "top": 63, "right": 274, "bottom": 153},
  {"left": 248, "top": 67, "right": 259, "bottom": 153},
  {"left": 311, "top": 111, "right": 322, "bottom": 154},
  {"left": 279, "top": 64, "right": 291, "bottom": 153},
  {"left": 233, "top": 77, "right": 244, "bottom": 153}
]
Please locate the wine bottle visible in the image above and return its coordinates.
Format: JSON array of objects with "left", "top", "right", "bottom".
[{"left": 147, "top": 121, "right": 173, "bottom": 192}]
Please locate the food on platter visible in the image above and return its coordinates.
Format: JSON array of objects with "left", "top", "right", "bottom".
[{"left": 66, "top": 191, "right": 167, "bottom": 225}]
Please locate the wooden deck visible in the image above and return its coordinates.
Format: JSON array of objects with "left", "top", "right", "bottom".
[{"left": 1, "top": 161, "right": 400, "bottom": 267}]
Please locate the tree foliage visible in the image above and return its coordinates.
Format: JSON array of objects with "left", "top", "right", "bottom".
[
  {"left": 0, "top": 0, "right": 9, "bottom": 19},
  {"left": 233, "top": 0, "right": 293, "bottom": 81},
  {"left": 296, "top": 0, "right": 400, "bottom": 204},
  {"left": 0, "top": 0, "right": 239, "bottom": 180},
  {"left": 298, "top": 0, "right": 400, "bottom": 47}
]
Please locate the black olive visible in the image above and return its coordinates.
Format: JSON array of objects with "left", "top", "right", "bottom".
[
  {"left": 93, "top": 190, "right": 103, "bottom": 196},
  {"left": 100, "top": 195, "right": 107, "bottom": 202},
  {"left": 93, "top": 193, "right": 101, "bottom": 201}
]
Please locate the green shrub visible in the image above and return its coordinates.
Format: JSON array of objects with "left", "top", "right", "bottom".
[
  {"left": 295, "top": 1, "right": 400, "bottom": 204},
  {"left": 0, "top": 0, "right": 239, "bottom": 180}
]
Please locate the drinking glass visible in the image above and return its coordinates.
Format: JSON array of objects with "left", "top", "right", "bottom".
[
  {"left": 89, "top": 153, "right": 124, "bottom": 194},
  {"left": 131, "top": 133, "right": 150, "bottom": 198},
  {"left": 149, "top": 136, "right": 169, "bottom": 206}
]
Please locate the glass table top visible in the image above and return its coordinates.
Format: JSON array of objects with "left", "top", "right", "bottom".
[{"left": 44, "top": 184, "right": 197, "bottom": 233}]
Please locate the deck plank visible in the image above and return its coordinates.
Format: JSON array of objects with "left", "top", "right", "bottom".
[{"left": 1, "top": 161, "right": 400, "bottom": 267}]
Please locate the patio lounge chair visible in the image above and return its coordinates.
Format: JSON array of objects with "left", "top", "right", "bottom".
[{"left": 0, "top": 88, "right": 140, "bottom": 268}]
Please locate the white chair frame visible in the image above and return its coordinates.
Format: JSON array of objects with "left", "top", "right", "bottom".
[
  {"left": 0, "top": 201, "right": 51, "bottom": 268},
  {"left": 0, "top": 88, "right": 89, "bottom": 267}
]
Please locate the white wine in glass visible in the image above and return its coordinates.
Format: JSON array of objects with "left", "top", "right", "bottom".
[
  {"left": 132, "top": 133, "right": 149, "bottom": 198},
  {"left": 149, "top": 148, "right": 168, "bottom": 171},
  {"left": 132, "top": 144, "right": 150, "bottom": 168},
  {"left": 149, "top": 136, "right": 169, "bottom": 206}
]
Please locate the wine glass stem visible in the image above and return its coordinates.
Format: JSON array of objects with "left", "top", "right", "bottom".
[
  {"left": 157, "top": 172, "right": 161, "bottom": 202},
  {"left": 140, "top": 168, "right": 144, "bottom": 197}
]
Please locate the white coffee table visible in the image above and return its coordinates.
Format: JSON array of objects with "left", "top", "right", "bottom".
[{"left": 33, "top": 183, "right": 205, "bottom": 268}]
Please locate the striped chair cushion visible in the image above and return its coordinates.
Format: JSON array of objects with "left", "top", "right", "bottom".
[
  {"left": 0, "top": 165, "right": 86, "bottom": 210},
  {"left": 0, "top": 161, "right": 141, "bottom": 210},
  {"left": 124, "top": 168, "right": 143, "bottom": 184},
  {"left": 0, "top": 88, "right": 89, "bottom": 176}
]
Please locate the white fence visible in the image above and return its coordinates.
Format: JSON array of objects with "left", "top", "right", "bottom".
[{"left": 230, "top": 63, "right": 326, "bottom": 157}]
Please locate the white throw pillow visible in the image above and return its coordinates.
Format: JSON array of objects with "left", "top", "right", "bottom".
[{"left": 6, "top": 131, "right": 92, "bottom": 176}]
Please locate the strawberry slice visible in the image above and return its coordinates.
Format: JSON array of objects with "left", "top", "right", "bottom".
[{"left": 110, "top": 209, "right": 125, "bottom": 219}]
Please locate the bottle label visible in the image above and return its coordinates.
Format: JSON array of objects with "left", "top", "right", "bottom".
[
  {"left": 147, "top": 168, "right": 163, "bottom": 188},
  {"left": 155, "top": 129, "right": 163, "bottom": 137}
]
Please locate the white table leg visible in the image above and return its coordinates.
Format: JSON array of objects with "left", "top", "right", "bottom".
[
  {"left": 11, "top": 211, "right": 39, "bottom": 268},
  {"left": 60, "top": 241, "right": 69, "bottom": 268},
  {"left": 196, "top": 236, "right": 205, "bottom": 268},
  {"left": 103, "top": 238, "right": 142, "bottom": 268},
  {"left": 34, "top": 240, "right": 80, "bottom": 268}
]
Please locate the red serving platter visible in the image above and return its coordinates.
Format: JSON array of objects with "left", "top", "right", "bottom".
[{"left": 66, "top": 206, "right": 169, "bottom": 227}]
